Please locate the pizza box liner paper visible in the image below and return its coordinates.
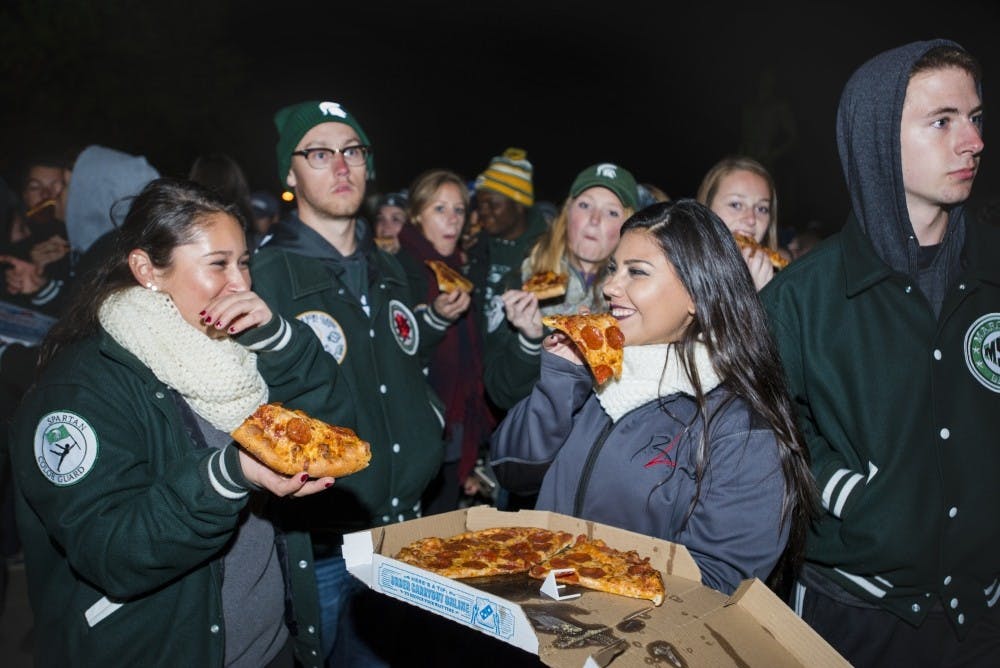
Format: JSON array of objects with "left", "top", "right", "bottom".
[{"left": 343, "top": 507, "right": 848, "bottom": 667}]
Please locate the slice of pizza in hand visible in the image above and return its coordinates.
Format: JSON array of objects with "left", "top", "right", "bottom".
[
  {"left": 522, "top": 271, "right": 569, "bottom": 300},
  {"left": 425, "top": 260, "right": 474, "bottom": 293},
  {"left": 541, "top": 313, "right": 624, "bottom": 385},
  {"left": 231, "top": 403, "right": 371, "bottom": 478},
  {"left": 529, "top": 535, "right": 665, "bottom": 606},
  {"left": 733, "top": 233, "right": 789, "bottom": 270}
]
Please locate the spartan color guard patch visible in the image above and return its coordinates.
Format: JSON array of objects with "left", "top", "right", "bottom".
[
  {"left": 298, "top": 310, "right": 348, "bottom": 364},
  {"left": 389, "top": 299, "right": 419, "bottom": 355},
  {"left": 964, "top": 313, "right": 1000, "bottom": 393},
  {"left": 34, "top": 411, "right": 99, "bottom": 486}
]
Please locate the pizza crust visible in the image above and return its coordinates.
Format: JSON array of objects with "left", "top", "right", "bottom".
[
  {"left": 522, "top": 271, "right": 569, "bottom": 300},
  {"left": 231, "top": 404, "right": 371, "bottom": 478},
  {"left": 733, "top": 233, "right": 789, "bottom": 269},
  {"left": 426, "top": 260, "right": 474, "bottom": 293}
]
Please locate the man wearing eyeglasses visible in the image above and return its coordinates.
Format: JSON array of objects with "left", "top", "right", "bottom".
[{"left": 249, "top": 100, "right": 460, "bottom": 667}]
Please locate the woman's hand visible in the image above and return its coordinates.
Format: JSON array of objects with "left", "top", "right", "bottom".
[
  {"left": 433, "top": 289, "right": 471, "bottom": 321},
  {"left": 237, "top": 450, "right": 334, "bottom": 498},
  {"left": 543, "top": 330, "right": 585, "bottom": 366},
  {"left": 201, "top": 291, "right": 273, "bottom": 335},
  {"left": 1, "top": 255, "right": 46, "bottom": 295},
  {"left": 742, "top": 246, "right": 775, "bottom": 291},
  {"left": 501, "top": 289, "right": 543, "bottom": 339},
  {"left": 30, "top": 235, "right": 70, "bottom": 271}
]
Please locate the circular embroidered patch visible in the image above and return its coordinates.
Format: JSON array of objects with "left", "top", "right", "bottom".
[
  {"left": 964, "top": 313, "right": 1000, "bottom": 393},
  {"left": 388, "top": 300, "right": 419, "bottom": 355},
  {"left": 297, "top": 310, "right": 347, "bottom": 364},
  {"left": 33, "top": 411, "right": 99, "bottom": 486}
]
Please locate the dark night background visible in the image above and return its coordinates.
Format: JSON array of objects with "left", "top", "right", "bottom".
[{"left": 2, "top": 0, "right": 999, "bottom": 232}]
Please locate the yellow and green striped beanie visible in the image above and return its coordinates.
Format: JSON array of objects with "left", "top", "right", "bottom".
[{"left": 475, "top": 147, "right": 534, "bottom": 206}]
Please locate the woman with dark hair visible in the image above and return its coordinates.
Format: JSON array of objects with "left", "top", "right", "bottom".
[
  {"left": 490, "top": 199, "right": 815, "bottom": 595},
  {"left": 11, "top": 177, "right": 342, "bottom": 666}
]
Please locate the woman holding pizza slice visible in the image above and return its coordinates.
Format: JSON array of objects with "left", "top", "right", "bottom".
[
  {"left": 8, "top": 178, "right": 344, "bottom": 667},
  {"left": 697, "top": 155, "right": 786, "bottom": 290},
  {"left": 483, "top": 162, "right": 640, "bottom": 411},
  {"left": 395, "top": 169, "right": 495, "bottom": 513},
  {"left": 490, "top": 199, "right": 816, "bottom": 596}
]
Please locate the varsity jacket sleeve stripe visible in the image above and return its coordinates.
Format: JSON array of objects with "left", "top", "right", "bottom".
[
  {"left": 763, "top": 307, "right": 868, "bottom": 520},
  {"left": 241, "top": 316, "right": 292, "bottom": 352}
]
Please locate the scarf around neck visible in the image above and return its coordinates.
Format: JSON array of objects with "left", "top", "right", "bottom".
[
  {"left": 596, "top": 342, "right": 721, "bottom": 423},
  {"left": 98, "top": 286, "right": 268, "bottom": 432}
]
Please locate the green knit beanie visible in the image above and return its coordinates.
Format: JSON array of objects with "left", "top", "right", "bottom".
[{"left": 274, "top": 100, "right": 374, "bottom": 188}]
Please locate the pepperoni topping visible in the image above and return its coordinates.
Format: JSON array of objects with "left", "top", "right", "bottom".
[
  {"left": 578, "top": 566, "right": 607, "bottom": 579},
  {"left": 286, "top": 418, "right": 311, "bottom": 444},
  {"left": 461, "top": 560, "right": 488, "bottom": 570},
  {"left": 580, "top": 324, "right": 605, "bottom": 350},
  {"left": 429, "top": 557, "right": 453, "bottom": 570},
  {"left": 547, "top": 557, "right": 572, "bottom": 570},
  {"left": 605, "top": 326, "right": 625, "bottom": 350},
  {"left": 565, "top": 552, "right": 591, "bottom": 563}
]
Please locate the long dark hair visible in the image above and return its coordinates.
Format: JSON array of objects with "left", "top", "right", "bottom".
[
  {"left": 38, "top": 177, "right": 244, "bottom": 370},
  {"left": 621, "top": 199, "right": 816, "bottom": 593}
]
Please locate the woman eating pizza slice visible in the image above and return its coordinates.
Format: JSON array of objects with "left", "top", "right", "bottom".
[{"left": 490, "top": 199, "right": 816, "bottom": 596}]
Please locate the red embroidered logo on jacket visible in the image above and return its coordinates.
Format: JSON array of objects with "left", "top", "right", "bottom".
[{"left": 644, "top": 432, "right": 682, "bottom": 468}]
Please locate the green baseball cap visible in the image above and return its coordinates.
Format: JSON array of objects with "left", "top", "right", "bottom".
[
  {"left": 273, "top": 100, "right": 374, "bottom": 188},
  {"left": 569, "top": 163, "right": 639, "bottom": 210}
]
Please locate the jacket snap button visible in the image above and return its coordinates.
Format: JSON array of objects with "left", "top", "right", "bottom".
[
  {"left": 210, "top": 624, "right": 220, "bottom": 634},
  {"left": 154, "top": 391, "right": 165, "bottom": 399}
]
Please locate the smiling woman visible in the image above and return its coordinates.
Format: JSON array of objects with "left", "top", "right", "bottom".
[{"left": 11, "top": 177, "right": 342, "bottom": 666}]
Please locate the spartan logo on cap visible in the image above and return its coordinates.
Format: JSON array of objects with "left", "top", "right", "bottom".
[
  {"left": 596, "top": 163, "right": 618, "bottom": 179},
  {"left": 964, "top": 313, "right": 1000, "bottom": 393},
  {"left": 298, "top": 311, "right": 348, "bottom": 364},
  {"left": 34, "top": 411, "right": 99, "bottom": 486},
  {"left": 318, "top": 101, "right": 347, "bottom": 118},
  {"left": 389, "top": 300, "right": 419, "bottom": 355}
]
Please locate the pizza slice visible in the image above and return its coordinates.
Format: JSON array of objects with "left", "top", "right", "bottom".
[
  {"left": 522, "top": 271, "right": 569, "bottom": 300},
  {"left": 733, "top": 233, "right": 789, "bottom": 270},
  {"left": 541, "top": 313, "right": 625, "bottom": 385},
  {"left": 529, "top": 535, "right": 665, "bottom": 606},
  {"left": 425, "top": 259, "right": 474, "bottom": 293},
  {"left": 231, "top": 403, "right": 371, "bottom": 478},
  {"left": 395, "top": 526, "right": 575, "bottom": 579}
]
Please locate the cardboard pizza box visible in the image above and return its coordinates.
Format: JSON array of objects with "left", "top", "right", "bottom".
[{"left": 343, "top": 506, "right": 848, "bottom": 667}]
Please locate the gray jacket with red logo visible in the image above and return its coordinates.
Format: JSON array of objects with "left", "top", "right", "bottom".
[{"left": 489, "top": 352, "right": 789, "bottom": 594}]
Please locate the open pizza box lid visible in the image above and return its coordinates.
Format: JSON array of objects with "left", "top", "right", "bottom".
[{"left": 343, "top": 506, "right": 848, "bottom": 667}]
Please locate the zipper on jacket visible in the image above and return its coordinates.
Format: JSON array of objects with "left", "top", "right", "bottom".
[{"left": 572, "top": 419, "right": 616, "bottom": 517}]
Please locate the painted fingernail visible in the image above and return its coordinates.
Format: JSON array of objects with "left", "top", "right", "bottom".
[
  {"left": 203, "top": 316, "right": 212, "bottom": 324},
  {"left": 229, "top": 326, "right": 236, "bottom": 333},
  {"left": 215, "top": 321, "right": 223, "bottom": 328},
  {"left": 324, "top": 481, "right": 333, "bottom": 488},
  {"left": 299, "top": 473, "right": 309, "bottom": 482},
  {"left": 199, "top": 310, "right": 206, "bottom": 316}
]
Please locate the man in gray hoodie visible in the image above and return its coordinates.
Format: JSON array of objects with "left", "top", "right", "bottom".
[{"left": 762, "top": 40, "right": 997, "bottom": 665}]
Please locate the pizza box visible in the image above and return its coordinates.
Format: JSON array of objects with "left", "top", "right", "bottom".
[{"left": 343, "top": 506, "right": 848, "bottom": 667}]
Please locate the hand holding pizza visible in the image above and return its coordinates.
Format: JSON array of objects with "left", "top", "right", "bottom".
[
  {"left": 741, "top": 245, "right": 775, "bottom": 291},
  {"left": 501, "top": 289, "right": 543, "bottom": 339},
  {"left": 201, "top": 290, "right": 273, "bottom": 335},
  {"left": 543, "top": 329, "right": 586, "bottom": 366},
  {"left": 432, "top": 288, "right": 471, "bottom": 322},
  {"left": 236, "top": 449, "right": 335, "bottom": 498}
]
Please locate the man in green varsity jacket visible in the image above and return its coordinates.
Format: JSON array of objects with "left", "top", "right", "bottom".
[
  {"left": 251, "top": 100, "right": 466, "bottom": 666},
  {"left": 761, "top": 40, "right": 999, "bottom": 665}
]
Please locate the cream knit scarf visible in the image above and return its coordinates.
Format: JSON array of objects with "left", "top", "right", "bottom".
[
  {"left": 98, "top": 286, "right": 268, "bottom": 432},
  {"left": 596, "top": 342, "right": 721, "bottom": 423}
]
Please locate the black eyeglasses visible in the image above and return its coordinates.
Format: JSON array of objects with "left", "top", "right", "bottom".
[{"left": 292, "top": 145, "right": 370, "bottom": 169}]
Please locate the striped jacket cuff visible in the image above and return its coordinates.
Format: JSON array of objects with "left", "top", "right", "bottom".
[
  {"left": 518, "top": 333, "right": 543, "bottom": 356},
  {"left": 820, "top": 467, "right": 866, "bottom": 518},
  {"left": 31, "top": 279, "right": 63, "bottom": 306},
  {"left": 423, "top": 306, "right": 450, "bottom": 332},
  {"left": 241, "top": 316, "right": 292, "bottom": 352},
  {"left": 207, "top": 447, "right": 249, "bottom": 500}
]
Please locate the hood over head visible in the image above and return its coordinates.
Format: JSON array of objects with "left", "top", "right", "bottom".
[
  {"left": 65, "top": 146, "right": 160, "bottom": 254},
  {"left": 836, "top": 39, "right": 975, "bottom": 315}
]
